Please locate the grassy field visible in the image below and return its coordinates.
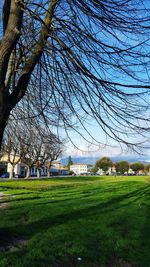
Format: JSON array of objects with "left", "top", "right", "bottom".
[{"left": 0, "top": 176, "right": 150, "bottom": 267}]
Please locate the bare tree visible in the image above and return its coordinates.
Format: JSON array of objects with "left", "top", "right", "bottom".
[
  {"left": 0, "top": 141, "right": 5, "bottom": 159},
  {"left": 31, "top": 142, "right": 49, "bottom": 178},
  {"left": 16, "top": 120, "right": 64, "bottom": 178},
  {"left": 0, "top": 1, "right": 150, "bottom": 151},
  {"left": 3, "top": 130, "right": 24, "bottom": 179},
  {"left": 3, "top": 117, "right": 64, "bottom": 178},
  {"left": 31, "top": 129, "right": 63, "bottom": 178},
  {"left": 19, "top": 133, "right": 35, "bottom": 179},
  {"left": 46, "top": 141, "right": 63, "bottom": 177}
]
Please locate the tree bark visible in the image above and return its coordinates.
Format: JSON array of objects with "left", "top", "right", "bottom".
[
  {"left": 47, "top": 169, "right": 50, "bottom": 178},
  {"left": 37, "top": 168, "right": 40, "bottom": 178},
  {"left": 0, "top": 117, "right": 7, "bottom": 149},
  {"left": 0, "top": 79, "right": 12, "bottom": 150},
  {"left": 9, "top": 164, "right": 14, "bottom": 179},
  {"left": 0, "top": 107, "right": 10, "bottom": 149},
  {"left": 47, "top": 163, "right": 52, "bottom": 177},
  {"left": 25, "top": 166, "right": 30, "bottom": 179},
  {"left": 0, "top": 1, "right": 58, "bottom": 149},
  {"left": 0, "top": 0, "right": 23, "bottom": 86}
]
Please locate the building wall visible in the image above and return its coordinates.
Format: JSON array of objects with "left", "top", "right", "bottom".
[
  {"left": 30, "top": 166, "right": 48, "bottom": 176},
  {"left": 70, "top": 164, "right": 91, "bottom": 175},
  {"left": 7, "top": 163, "right": 18, "bottom": 174},
  {"left": 0, "top": 154, "right": 26, "bottom": 176},
  {"left": 0, "top": 162, "right": 7, "bottom": 175}
]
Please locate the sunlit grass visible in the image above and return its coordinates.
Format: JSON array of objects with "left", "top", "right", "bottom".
[{"left": 0, "top": 176, "right": 150, "bottom": 267}]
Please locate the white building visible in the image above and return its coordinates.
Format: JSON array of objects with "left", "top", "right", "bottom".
[
  {"left": 0, "top": 154, "right": 26, "bottom": 177},
  {"left": 96, "top": 167, "right": 113, "bottom": 175},
  {"left": 127, "top": 168, "right": 135, "bottom": 175},
  {"left": 70, "top": 163, "right": 92, "bottom": 175},
  {"left": 30, "top": 161, "right": 69, "bottom": 177},
  {"left": 52, "top": 161, "right": 63, "bottom": 169}
]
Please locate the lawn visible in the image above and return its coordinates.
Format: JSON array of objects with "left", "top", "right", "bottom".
[{"left": 0, "top": 176, "right": 150, "bottom": 267}]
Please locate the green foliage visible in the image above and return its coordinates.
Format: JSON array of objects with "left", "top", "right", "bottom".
[
  {"left": 0, "top": 176, "right": 150, "bottom": 267},
  {"left": 115, "top": 160, "right": 129, "bottom": 174},
  {"left": 67, "top": 156, "right": 73, "bottom": 170},
  {"left": 130, "top": 162, "right": 144, "bottom": 174},
  {"left": 145, "top": 163, "right": 150, "bottom": 172},
  {"left": 95, "top": 157, "right": 113, "bottom": 173},
  {"left": 90, "top": 166, "right": 98, "bottom": 174}
]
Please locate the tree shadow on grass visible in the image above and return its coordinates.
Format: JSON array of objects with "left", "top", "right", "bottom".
[
  {"left": 1, "top": 184, "right": 148, "bottom": 238},
  {"left": 138, "top": 193, "right": 150, "bottom": 266},
  {"left": 21, "top": 183, "right": 150, "bottom": 207},
  {"left": 0, "top": 183, "right": 150, "bottom": 266}
]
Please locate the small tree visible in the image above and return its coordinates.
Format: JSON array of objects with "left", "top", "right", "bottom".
[
  {"left": 130, "top": 162, "right": 144, "bottom": 175},
  {"left": 115, "top": 161, "right": 129, "bottom": 175},
  {"left": 95, "top": 157, "right": 113, "bottom": 174}
]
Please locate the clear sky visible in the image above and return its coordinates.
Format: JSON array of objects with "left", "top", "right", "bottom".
[{"left": 1, "top": 1, "right": 150, "bottom": 160}]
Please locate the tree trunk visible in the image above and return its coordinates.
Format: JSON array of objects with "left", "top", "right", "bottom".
[
  {"left": 47, "top": 169, "right": 50, "bottom": 178},
  {"left": 9, "top": 165, "right": 14, "bottom": 179},
  {"left": 25, "top": 166, "right": 30, "bottom": 179},
  {"left": 47, "top": 162, "right": 52, "bottom": 177},
  {"left": 0, "top": 97, "right": 10, "bottom": 150},
  {"left": 0, "top": 120, "right": 6, "bottom": 150},
  {"left": 37, "top": 168, "right": 40, "bottom": 178}
]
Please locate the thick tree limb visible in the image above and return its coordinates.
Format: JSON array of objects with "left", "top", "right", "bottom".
[
  {"left": 0, "top": 0, "right": 23, "bottom": 87},
  {"left": 10, "top": 0, "right": 59, "bottom": 108}
]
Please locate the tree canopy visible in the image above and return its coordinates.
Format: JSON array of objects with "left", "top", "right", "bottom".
[
  {"left": 0, "top": 1, "right": 150, "bottom": 150},
  {"left": 2, "top": 117, "right": 63, "bottom": 178},
  {"left": 95, "top": 157, "right": 113, "bottom": 173},
  {"left": 115, "top": 160, "right": 129, "bottom": 174},
  {"left": 130, "top": 162, "right": 144, "bottom": 174},
  {"left": 67, "top": 156, "right": 73, "bottom": 170}
]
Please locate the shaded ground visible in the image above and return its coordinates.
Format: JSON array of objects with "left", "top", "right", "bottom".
[
  {"left": 0, "top": 192, "right": 11, "bottom": 209},
  {"left": 0, "top": 229, "right": 26, "bottom": 252}
]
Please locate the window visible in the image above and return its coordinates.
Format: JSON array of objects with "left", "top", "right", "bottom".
[{"left": 0, "top": 162, "right": 7, "bottom": 175}]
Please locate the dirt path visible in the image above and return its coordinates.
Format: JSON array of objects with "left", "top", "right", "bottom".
[
  {"left": 0, "top": 192, "right": 11, "bottom": 209},
  {"left": 0, "top": 192, "right": 27, "bottom": 251}
]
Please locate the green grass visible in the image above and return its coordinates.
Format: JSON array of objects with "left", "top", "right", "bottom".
[{"left": 0, "top": 176, "right": 150, "bottom": 267}]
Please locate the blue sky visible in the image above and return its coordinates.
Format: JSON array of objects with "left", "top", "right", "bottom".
[{"left": 1, "top": 1, "right": 150, "bottom": 160}]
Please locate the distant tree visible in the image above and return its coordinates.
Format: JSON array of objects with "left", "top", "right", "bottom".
[
  {"left": 91, "top": 166, "right": 98, "bottom": 175},
  {"left": 46, "top": 143, "right": 63, "bottom": 177},
  {"left": 144, "top": 164, "right": 150, "bottom": 174},
  {"left": 21, "top": 129, "right": 45, "bottom": 179},
  {"left": 21, "top": 125, "right": 63, "bottom": 178},
  {"left": 67, "top": 156, "right": 73, "bottom": 170},
  {"left": 130, "top": 162, "right": 144, "bottom": 174},
  {"left": 115, "top": 161, "right": 129, "bottom": 174},
  {"left": 4, "top": 118, "right": 64, "bottom": 178},
  {"left": 3, "top": 129, "right": 24, "bottom": 179},
  {"left": 95, "top": 157, "right": 113, "bottom": 173}
]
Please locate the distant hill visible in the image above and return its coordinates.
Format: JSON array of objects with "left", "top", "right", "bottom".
[
  {"left": 61, "top": 157, "right": 98, "bottom": 165},
  {"left": 61, "top": 155, "right": 150, "bottom": 166}
]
